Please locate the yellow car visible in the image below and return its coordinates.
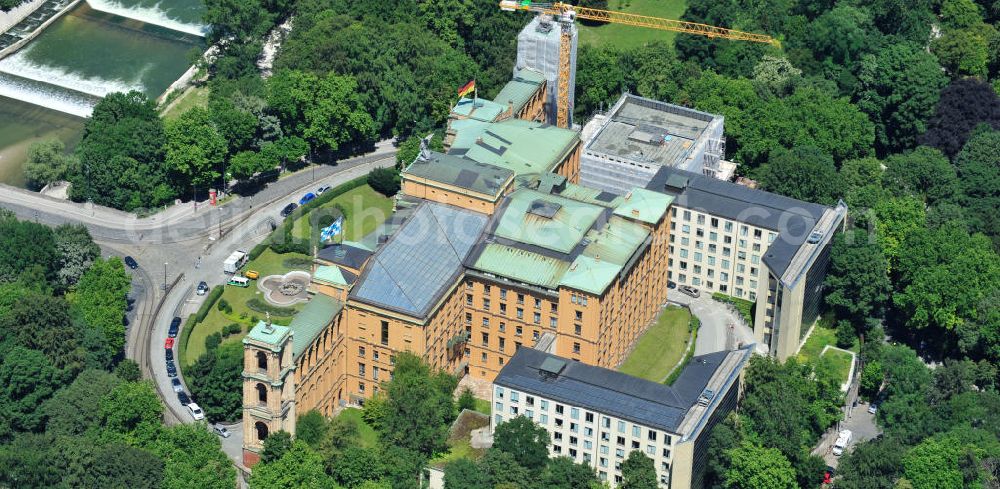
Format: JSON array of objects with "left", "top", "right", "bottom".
[{"left": 245, "top": 270, "right": 260, "bottom": 280}]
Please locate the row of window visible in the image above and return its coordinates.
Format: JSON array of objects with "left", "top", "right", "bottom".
[{"left": 673, "top": 208, "right": 777, "bottom": 242}]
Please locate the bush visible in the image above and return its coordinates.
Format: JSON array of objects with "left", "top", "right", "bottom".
[
  {"left": 282, "top": 257, "right": 313, "bottom": 269},
  {"left": 836, "top": 320, "right": 856, "bottom": 349},
  {"left": 367, "top": 167, "right": 400, "bottom": 196},
  {"left": 205, "top": 332, "right": 222, "bottom": 351},
  {"left": 248, "top": 242, "right": 269, "bottom": 260},
  {"left": 217, "top": 298, "right": 231, "bottom": 313},
  {"left": 222, "top": 323, "right": 242, "bottom": 337},
  {"left": 246, "top": 298, "right": 297, "bottom": 317},
  {"left": 197, "top": 286, "right": 225, "bottom": 323},
  {"left": 457, "top": 388, "right": 476, "bottom": 413}
]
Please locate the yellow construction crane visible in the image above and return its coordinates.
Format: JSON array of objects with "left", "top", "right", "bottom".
[{"left": 500, "top": 0, "right": 779, "bottom": 128}]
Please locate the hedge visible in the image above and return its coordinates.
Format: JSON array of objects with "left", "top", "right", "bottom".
[
  {"left": 664, "top": 314, "right": 701, "bottom": 385},
  {"left": 268, "top": 175, "right": 368, "bottom": 255},
  {"left": 196, "top": 285, "right": 225, "bottom": 323},
  {"left": 711, "top": 292, "right": 755, "bottom": 326},
  {"left": 246, "top": 298, "right": 297, "bottom": 317}
]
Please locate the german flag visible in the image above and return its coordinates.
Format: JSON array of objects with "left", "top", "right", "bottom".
[{"left": 457, "top": 79, "right": 475, "bottom": 98}]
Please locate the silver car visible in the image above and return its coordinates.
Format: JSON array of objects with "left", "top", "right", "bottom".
[
  {"left": 171, "top": 377, "right": 184, "bottom": 393},
  {"left": 213, "top": 423, "right": 231, "bottom": 438}
]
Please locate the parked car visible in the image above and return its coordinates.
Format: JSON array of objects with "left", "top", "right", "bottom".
[
  {"left": 299, "top": 192, "right": 316, "bottom": 205},
  {"left": 171, "top": 378, "right": 184, "bottom": 393},
  {"left": 165, "top": 349, "right": 174, "bottom": 362},
  {"left": 177, "top": 391, "right": 191, "bottom": 406},
  {"left": 822, "top": 466, "right": 835, "bottom": 485},
  {"left": 124, "top": 256, "right": 138, "bottom": 269},
  {"left": 832, "top": 429, "right": 852, "bottom": 456},
  {"left": 280, "top": 202, "right": 298, "bottom": 217},
  {"left": 213, "top": 424, "right": 231, "bottom": 438},
  {"left": 166, "top": 360, "right": 177, "bottom": 378},
  {"left": 187, "top": 403, "right": 205, "bottom": 421},
  {"left": 316, "top": 186, "right": 330, "bottom": 194},
  {"left": 667, "top": 280, "right": 676, "bottom": 289},
  {"left": 678, "top": 285, "right": 700, "bottom": 298},
  {"left": 196, "top": 281, "right": 209, "bottom": 295},
  {"left": 245, "top": 270, "right": 260, "bottom": 280},
  {"left": 868, "top": 402, "right": 879, "bottom": 415},
  {"left": 168, "top": 317, "right": 181, "bottom": 338},
  {"left": 165, "top": 337, "right": 174, "bottom": 349}
]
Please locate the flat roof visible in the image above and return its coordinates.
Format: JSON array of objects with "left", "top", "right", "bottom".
[
  {"left": 585, "top": 94, "right": 720, "bottom": 169},
  {"left": 495, "top": 348, "right": 747, "bottom": 434},
  {"left": 350, "top": 202, "right": 488, "bottom": 318},
  {"left": 452, "top": 97, "right": 506, "bottom": 122},
  {"left": 244, "top": 321, "right": 290, "bottom": 349},
  {"left": 493, "top": 188, "right": 604, "bottom": 254},
  {"left": 403, "top": 151, "right": 513, "bottom": 198},
  {"left": 449, "top": 119, "right": 579, "bottom": 177}
]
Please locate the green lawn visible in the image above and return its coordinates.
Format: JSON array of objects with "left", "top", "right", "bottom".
[
  {"left": 337, "top": 408, "right": 379, "bottom": 448},
  {"left": 818, "top": 348, "right": 854, "bottom": 386},
  {"left": 472, "top": 398, "right": 492, "bottom": 416},
  {"left": 291, "top": 185, "right": 394, "bottom": 242},
  {"left": 181, "top": 248, "right": 311, "bottom": 366},
  {"left": 161, "top": 85, "right": 209, "bottom": 121},
  {"left": 577, "top": 0, "right": 688, "bottom": 50},
  {"left": 618, "top": 306, "right": 692, "bottom": 382},
  {"left": 797, "top": 316, "right": 858, "bottom": 366}
]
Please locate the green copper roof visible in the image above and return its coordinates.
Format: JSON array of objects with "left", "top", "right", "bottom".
[
  {"left": 494, "top": 189, "right": 603, "bottom": 254},
  {"left": 288, "top": 294, "right": 343, "bottom": 360},
  {"left": 473, "top": 243, "right": 570, "bottom": 289},
  {"left": 559, "top": 256, "right": 622, "bottom": 295},
  {"left": 313, "top": 265, "right": 349, "bottom": 287},
  {"left": 492, "top": 68, "right": 545, "bottom": 115},
  {"left": 613, "top": 188, "right": 673, "bottom": 225},
  {"left": 449, "top": 119, "right": 578, "bottom": 177},
  {"left": 583, "top": 216, "right": 650, "bottom": 265},
  {"left": 452, "top": 97, "right": 506, "bottom": 122},
  {"left": 404, "top": 152, "right": 513, "bottom": 197},
  {"left": 558, "top": 182, "right": 625, "bottom": 208},
  {"left": 245, "top": 321, "right": 290, "bottom": 349}
]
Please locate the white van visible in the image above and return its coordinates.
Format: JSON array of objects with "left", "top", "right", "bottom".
[
  {"left": 227, "top": 276, "right": 250, "bottom": 288},
  {"left": 223, "top": 250, "right": 249, "bottom": 274},
  {"left": 832, "top": 429, "right": 852, "bottom": 456}
]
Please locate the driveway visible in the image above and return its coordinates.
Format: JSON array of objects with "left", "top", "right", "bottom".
[
  {"left": 812, "top": 399, "right": 880, "bottom": 468},
  {"left": 668, "top": 292, "right": 757, "bottom": 355}
]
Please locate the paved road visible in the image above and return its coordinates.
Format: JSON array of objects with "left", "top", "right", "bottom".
[{"left": 668, "top": 292, "right": 757, "bottom": 355}]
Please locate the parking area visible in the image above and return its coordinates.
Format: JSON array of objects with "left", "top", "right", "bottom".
[{"left": 812, "top": 399, "right": 881, "bottom": 468}]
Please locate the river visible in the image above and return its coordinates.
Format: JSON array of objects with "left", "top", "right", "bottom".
[{"left": 0, "top": 0, "right": 204, "bottom": 186}]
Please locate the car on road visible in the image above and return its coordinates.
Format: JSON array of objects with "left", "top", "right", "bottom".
[
  {"left": 280, "top": 202, "right": 298, "bottom": 217},
  {"left": 171, "top": 378, "right": 184, "bottom": 393},
  {"left": 168, "top": 317, "right": 181, "bottom": 338},
  {"left": 868, "top": 402, "right": 878, "bottom": 415},
  {"left": 124, "top": 256, "right": 138, "bottom": 269},
  {"left": 165, "top": 348, "right": 174, "bottom": 361},
  {"left": 678, "top": 285, "right": 700, "bottom": 298},
  {"left": 165, "top": 337, "right": 174, "bottom": 349},
  {"left": 299, "top": 192, "right": 316, "bottom": 205},
  {"left": 187, "top": 403, "right": 205, "bottom": 421},
  {"left": 213, "top": 424, "right": 231, "bottom": 438},
  {"left": 166, "top": 360, "right": 177, "bottom": 378},
  {"left": 316, "top": 186, "right": 330, "bottom": 194},
  {"left": 177, "top": 391, "right": 191, "bottom": 406},
  {"left": 196, "top": 281, "right": 209, "bottom": 295}
]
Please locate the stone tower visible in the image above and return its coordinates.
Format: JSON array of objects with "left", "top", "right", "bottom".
[{"left": 241, "top": 319, "right": 296, "bottom": 467}]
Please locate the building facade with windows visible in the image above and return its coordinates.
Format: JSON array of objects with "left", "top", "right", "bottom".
[
  {"left": 492, "top": 347, "right": 752, "bottom": 489},
  {"left": 646, "top": 167, "right": 847, "bottom": 360}
]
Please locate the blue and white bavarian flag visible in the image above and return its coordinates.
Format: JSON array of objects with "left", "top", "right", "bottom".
[{"left": 320, "top": 216, "right": 344, "bottom": 243}]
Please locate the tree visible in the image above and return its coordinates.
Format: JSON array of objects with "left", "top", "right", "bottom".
[
  {"left": 22, "top": 138, "right": 77, "bottom": 190},
  {"left": 0, "top": 291, "right": 86, "bottom": 370},
  {"left": 41, "top": 369, "right": 121, "bottom": 437},
  {"left": 873, "top": 196, "right": 926, "bottom": 271},
  {"left": 328, "top": 446, "right": 386, "bottom": 488},
  {"left": 859, "top": 360, "right": 884, "bottom": 400},
  {"left": 954, "top": 128, "right": 1000, "bottom": 247},
  {"left": 0, "top": 215, "right": 58, "bottom": 285},
  {"left": 622, "top": 42, "right": 686, "bottom": 102},
  {"left": 723, "top": 442, "right": 797, "bottom": 489},
  {"left": 574, "top": 45, "right": 625, "bottom": 118},
  {"left": 0, "top": 347, "right": 66, "bottom": 438},
  {"left": 99, "top": 381, "right": 163, "bottom": 439},
  {"left": 620, "top": 451, "right": 658, "bottom": 489},
  {"left": 541, "top": 456, "right": 599, "bottom": 489},
  {"left": 444, "top": 457, "right": 489, "bottom": 489},
  {"left": 295, "top": 410, "right": 327, "bottom": 448},
  {"left": 932, "top": 26, "right": 994, "bottom": 79},
  {"left": 80, "top": 443, "right": 164, "bottom": 489},
  {"left": 53, "top": 223, "right": 100, "bottom": 289},
  {"left": 492, "top": 416, "right": 550, "bottom": 471},
  {"left": 377, "top": 352, "right": 456, "bottom": 457},
  {"left": 69, "top": 91, "right": 173, "bottom": 211},
  {"left": 751, "top": 55, "right": 801, "bottom": 98},
  {"left": 154, "top": 423, "right": 235, "bottom": 489},
  {"left": 902, "top": 435, "right": 967, "bottom": 489},
  {"left": 367, "top": 167, "right": 400, "bottom": 196},
  {"left": 228, "top": 150, "right": 271, "bottom": 180},
  {"left": 204, "top": 0, "right": 274, "bottom": 45},
  {"left": 755, "top": 145, "right": 843, "bottom": 204},
  {"left": 115, "top": 359, "right": 142, "bottom": 382},
  {"left": 824, "top": 230, "right": 891, "bottom": 326},
  {"left": 70, "top": 257, "right": 131, "bottom": 355},
  {"left": 854, "top": 43, "right": 948, "bottom": 155},
  {"left": 186, "top": 341, "right": 244, "bottom": 422},
  {"left": 919, "top": 78, "right": 1000, "bottom": 159},
  {"left": 456, "top": 387, "right": 476, "bottom": 413},
  {"left": 835, "top": 437, "right": 904, "bottom": 489},
  {"left": 883, "top": 147, "right": 960, "bottom": 205},
  {"left": 476, "top": 449, "right": 533, "bottom": 488},
  {"left": 164, "top": 107, "right": 227, "bottom": 190},
  {"left": 261, "top": 430, "right": 293, "bottom": 463}
]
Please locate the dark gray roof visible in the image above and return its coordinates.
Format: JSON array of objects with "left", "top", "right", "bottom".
[
  {"left": 349, "top": 202, "right": 488, "bottom": 318},
  {"left": 317, "top": 243, "right": 372, "bottom": 270},
  {"left": 494, "top": 348, "right": 732, "bottom": 433},
  {"left": 647, "top": 166, "right": 831, "bottom": 278}
]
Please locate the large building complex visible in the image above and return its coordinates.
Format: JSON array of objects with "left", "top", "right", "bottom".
[
  {"left": 646, "top": 167, "right": 847, "bottom": 359},
  {"left": 492, "top": 347, "right": 752, "bottom": 489}
]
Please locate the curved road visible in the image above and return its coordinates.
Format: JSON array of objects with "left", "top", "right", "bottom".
[{"left": 0, "top": 150, "right": 395, "bottom": 450}]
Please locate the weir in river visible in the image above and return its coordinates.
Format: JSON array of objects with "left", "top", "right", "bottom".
[{"left": 0, "top": 0, "right": 204, "bottom": 186}]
